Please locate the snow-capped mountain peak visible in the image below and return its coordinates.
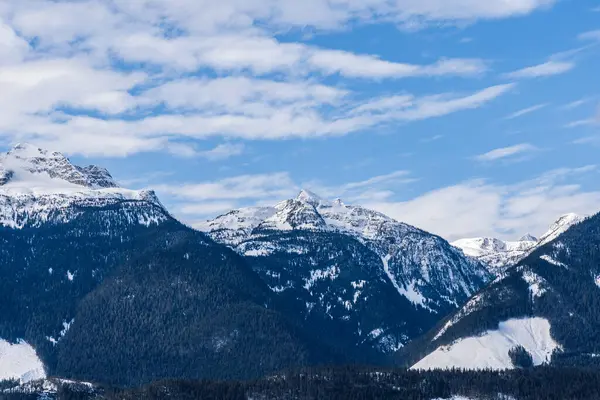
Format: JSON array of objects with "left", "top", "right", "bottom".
[
  {"left": 0, "top": 144, "right": 165, "bottom": 229},
  {"left": 203, "top": 190, "right": 491, "bottom": 323},
  {"left": 537, "top": 213, "right": 585, "bottom": 247},
  {"left": 295, "top": 189, "right": 326, "bottom": 206},
  {"left": 452, "top": 213, "right": 585, "bottom": 275},
  {"left": 519, "top": 234, "right": 538, "bottom": 242},
  {"left": 1, "top": 143, "right": 118, "bottom": 189}
]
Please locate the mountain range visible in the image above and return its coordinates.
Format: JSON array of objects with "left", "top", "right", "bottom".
[
  {"left": 403, "top": 212, "right": 599, "bottom": 371},
  {"left": 0, "top": 144, "right": 491, "bottom": 386},
  {"left": 0, "top": 143, "right": 598, "bottom": 395},
  {"left": 452, "top": 213, "right": 585, "bottom": 275},
  {"left": 200, "top": 190, "right": 491, "bottom": 355}
]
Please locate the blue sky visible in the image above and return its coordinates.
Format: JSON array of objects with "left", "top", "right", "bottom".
[{"left": 1, "top": 0, "right": 599, "bottom": 240}]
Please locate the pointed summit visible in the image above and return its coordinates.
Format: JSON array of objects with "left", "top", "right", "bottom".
[
  {"left": 1, "top": 143, "right": 119, "bottom": 189},
  {"left": 519, "top": 234, "right": 538, "bottom": 242},
  {"left": 538, "top": 213, "right": 585, "bottom": 247},
  {"left": 8, "top": 143, "right": 60, "bottom": 159},
  {"left": 295, "top": 189, "right": 323, "bottom": 205}
]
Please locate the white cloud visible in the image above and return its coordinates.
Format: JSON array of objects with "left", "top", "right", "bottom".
[
  {"left": 564, "top": 119, "right": 596, "bottom": 128},
  {"left": 504, "top": 103, "right": 548, "bottom": 119},
  {"left": 0, "top": 59, "right": 145, "bottom": 116},
  {"left": 561, "top": 98, "right": 592, "bottom": 110},
  {"left": 474, "top": 143, "right": 538, "bottom": 162},
  {"left": 199, "top": 143, "right": 246, "bottom": 161},
  {"left": 1, "top": 83, "right": 513, "bottom": 157},
  {"left": 154, "top": 165, "right": 599, "bottom": 241},
  {"left": 307, "top": 51, "right": 487, "bottom": 78},
  {"left": 140, "top": 76, "right": 347, "bottom": 116},
  {"left": 0, "top": 0, "right": 521, "bottom": 157},
  {"left": 0, "top": 21, "right": 29, "bottom": 65},
  {"left": 579, "top": 30, "right": 600, "bottom": 41},
  {"left": 4, "top": 0, "right": 557, "bottom": 40},
  {"left": 365, "top": 166, "right": 600, "bottom": 240},
  {"left": 504, "top": 61, "right": 575, "bottom": 79},
  {"left": 564, "top": 103, "right": 600, "bottom": 128},
  {"left": 354, "top": 84, "right": 515, "bottom": 121},
  {"left": 154, "top": 172, "right": 297, "bottom": 203}
]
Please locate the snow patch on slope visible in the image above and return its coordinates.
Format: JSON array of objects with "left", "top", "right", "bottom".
[
  {"left": 433, "top": 293, "right": 486, "bottom": 341},
  {"left": 522, "top": 271, "right": 548, "bottom": 300},
  {"left": 303, "top": 265, "right": 340, "bottom": 291},
  {"left": 382, "top": 255, "right": 430, "bottom": 311},
  {"left": 540, "top": 255, "right": 568, "bottom": 269},
  {"left": 537, "top": 213, "right": 585, "bottom": 247},
  {"left": 413, "top": 318, "right": 559, "bottom": 371},
  {"left": 0, "top": 339, "right": 46, "bottom": 383}
]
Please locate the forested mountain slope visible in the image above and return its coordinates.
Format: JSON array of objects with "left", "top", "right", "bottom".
[
  {"left": 404, "top": 212, "right": 600, "bottom": 370},
  {"left": 201, "top": 190, "right": 491, "bottom": 354},
  {"left": 0, "top": 145, "right": 340, "bottom": 386}
]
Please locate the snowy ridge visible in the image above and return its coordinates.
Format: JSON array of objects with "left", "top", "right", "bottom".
[
  {"left": 2, "top": 143, "right": 118, "bottom": 189},
  {"left": 0, "top": 144, "right": 167, "bottom": 228},
  {"left": 0, "top": 339, "right": 46, "bottom": 383},
  {"left": 412, "top": 318, "right": 559, "bottom": 371},
  {"left": 203, "top": 190, "right": 490, "bottom": 315},
  {"left": 537, "top": 213, "right": 585, "bottom": 247},
  {"left": 453, "top": 214, "right": 585, "bottom": 275}
]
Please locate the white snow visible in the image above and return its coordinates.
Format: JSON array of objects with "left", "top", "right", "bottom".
[
  {"left": 244, "top": 248, "right": 272, "bottom": 257},
  {"left": 452, "top": 237, "right": 536, "bottom": 275},
  {"left": 0, "top": 144, "right": 166, "bottom": 229},
  {"left": 412, "top": 318, "right": 559, "bottom": 371},
  {"left": 595, "top": 275, "right": 600, "bottom": 289},
  {"left": 399, "top": 281, "right": 428, "bottom": 309},
  {"left": 433, "top": 293, "right": 486, "bottom": 341},
  {"left": 537, "top": 213, "right": 584, "bottom": 247},
  {"left": 382, "top": 254, "right": 432, "bottom": 310},
  {"left": 303, "top": 265, "right": 340, "bottom": 291},
  {"left": 351, "top": 280, "right": 366, "bottom": 289},
  {"left": 60, "top": 319, "right": 74, "bottom": 337},
  {"left": 431, "top": 397, "right": 478, "bottom": 400},
  {"left": 0, "top": 339, "right": 46, "bottom": 383},
  {"left": 368, "top": 329, "right": 384, "bottom": 339},
  {"left": 67, "top": 271, "right": 75, "bottom": 281},
  {"left": 522, "top": 270, "right": 547, "bottom": 299},
  {"left": 204, "top": 189, "right": 490, "bottom": 317},
  {"left": 540, "top": 255, "right": 568, "bottom": 268},
  {"left": 453, "top": 214, "right": 584, "bottom": 275}
]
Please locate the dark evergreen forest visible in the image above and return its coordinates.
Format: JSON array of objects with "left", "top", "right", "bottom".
[{"left": 4, "top": 367, "right": 600, "bottom": 400}]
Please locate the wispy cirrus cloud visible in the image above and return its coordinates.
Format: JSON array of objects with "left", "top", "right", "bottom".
[
  {"left": 504, "top": 103, "right": 548, "bottom": 119},
  {"left": 367, "top": 165, "right": 600, "bottom": 241},
  {"left": 561, "top": 98, "right": 593, "bottom": 110},
  {"left": 579, "top": 30, "right": 600, "bottom": 41},
  {"left": 504, "top": 61, "right": 575, "bottom": 79},
  {"left": 1, "top": 80, "right": 514, "bottom": 157},
  {"left": 154, "top": 164, "right": 600, "bottom": 241},
  {"left": 474, "top": 143, "right": 538, "bottom": 162},
  {"left": 0, "top": 0, "right": 549, "bottom": 157}
]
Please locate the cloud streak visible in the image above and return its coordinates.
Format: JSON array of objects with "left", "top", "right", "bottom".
[
  {"left": 154, "top": 165, "right": 600, "bottom": 241},
  {"left": 504, "top": 103, "right": 548, "bottom": 119},
  {"left": 474, "top": 143, "right": 538, "bottom": 162},
  {"left": 504, "top": 61, "right": 574, "bottom": 79},
  {"left": 0, "top": 0, "right": 541, "bottom": 157}
]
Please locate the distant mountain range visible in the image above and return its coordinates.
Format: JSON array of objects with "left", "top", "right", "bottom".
[
  {"left": 452, "top": 213, "right": 585, "bottom": 275},
  {"left": 403, "top": 212, "right": 600, "bottom": 371},
  {"left": 200, "top": 189, "right": 491, "bottom": 354},
  {"left": 0, "top": 144, "right": 490, "bottom": 386},
  {"left": 0, "top": 143, "right": 598, "bottom": 394}
]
